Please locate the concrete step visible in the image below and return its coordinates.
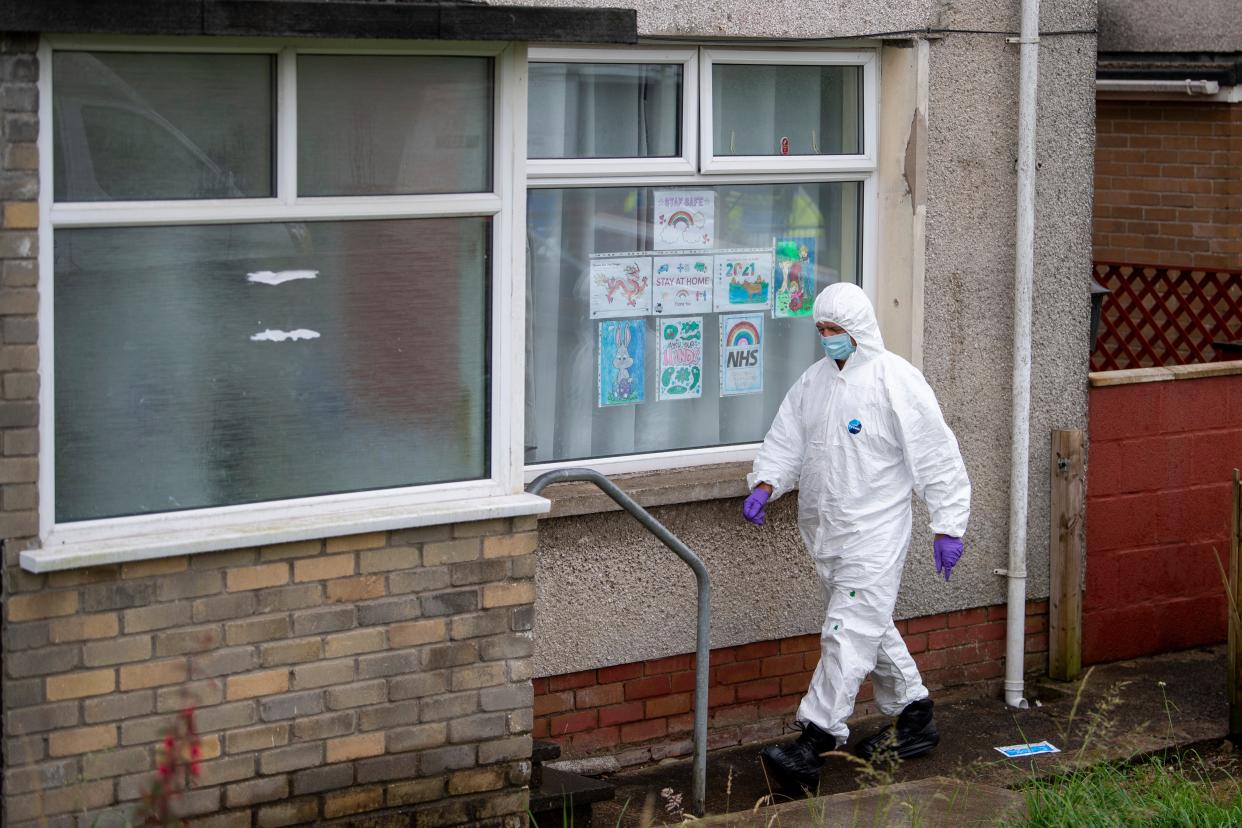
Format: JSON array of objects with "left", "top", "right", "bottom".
[
  {"left": 531, "top": 738, "right": 561, "bottom": 788},
  {"left": 530, "top": 766, "right": 616, "bottom": 828}
]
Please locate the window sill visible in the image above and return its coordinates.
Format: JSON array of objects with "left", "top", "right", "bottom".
[
  {"left": 22, "top": 492, "right": 551, "bottom": 573},
  {"left": 535, "top": 461, "right": 752, "bottom": 519}
]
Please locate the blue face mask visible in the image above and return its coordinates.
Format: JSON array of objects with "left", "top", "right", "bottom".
[{"left": 821, "top": 332, "right": 856, "bottom": 361}]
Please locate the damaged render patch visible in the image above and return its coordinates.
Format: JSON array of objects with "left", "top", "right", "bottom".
[{"left": 903, "top": 106, "right": 927, "bottom": 211}]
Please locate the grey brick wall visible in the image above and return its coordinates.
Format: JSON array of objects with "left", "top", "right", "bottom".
[
  {"left": 0, "top": 33, "right": 39, "bottom": 551},
  {"left": 4, "top": 524, "right": 537, "bottom": 827}
]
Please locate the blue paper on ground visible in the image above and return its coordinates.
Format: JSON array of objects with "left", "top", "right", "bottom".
[{"left": 994, "top": 741, "right": 1061, "bottom": 758}]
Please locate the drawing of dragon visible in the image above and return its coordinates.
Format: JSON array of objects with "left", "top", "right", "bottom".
[{"left": 598, "top": 263, "right": 649, "bottom": 307}]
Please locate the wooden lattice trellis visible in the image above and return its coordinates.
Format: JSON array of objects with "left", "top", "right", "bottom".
[{"left": 1091, "top": 261, "right": 1242, "bottom": 372}]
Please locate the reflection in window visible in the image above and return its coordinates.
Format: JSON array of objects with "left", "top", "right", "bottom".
[
  {"left": 52, "top": 52, "right": 274, "bottom": 201},
  {"left": 55, "top": 219, "right": 490, "bottom": 521},
  {"left": 298, "top": 55, "right": 493, "bottom": 196},
  {"left": 713, "top": 64, "right": 861, "bottom": 156},
  {"left": 529, "top": 63, "right": 682, "bottom": 159}
]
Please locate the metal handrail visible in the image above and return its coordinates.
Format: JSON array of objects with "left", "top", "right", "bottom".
[{"left": 526, "top": 468, "right": 711, "bottom": 818}]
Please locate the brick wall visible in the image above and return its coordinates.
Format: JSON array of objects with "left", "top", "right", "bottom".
[
  {"left": 0, "top": 35, "right": 39, "bottom": 544},
  {"left": 4, "top": 523, "right": 538, "bottom": 827},
  {"left": 1093, "top": 99, "right": 1242, "bottom": 269},
  {"left": 534, "top": 601, "right": 1048, "bottom": 765},
  {"left": 1083, "top": 372, "right": 1242, "bottom": 664}
]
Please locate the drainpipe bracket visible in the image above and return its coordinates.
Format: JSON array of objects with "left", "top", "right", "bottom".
[
  {"left": 994, "top": 568, "right": 1028, "bottom": 577},
  {"left": 1006, "top": 36, "right": 1040, "bottom": 44}
]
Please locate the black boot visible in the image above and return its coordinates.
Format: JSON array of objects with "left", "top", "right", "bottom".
[
  {"left": 854, "top": 698, "right": 940, "bottom": 760},
  {"left": 759, "top": 721, "right": 837, "bottom": 796}
]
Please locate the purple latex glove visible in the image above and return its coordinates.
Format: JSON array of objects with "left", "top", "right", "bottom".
[
  {"left": 742, "top": 488, "right": 771, "bottom": 526},
  {"left": 934, "top": 536, "right": 964, "bottom": 581}
]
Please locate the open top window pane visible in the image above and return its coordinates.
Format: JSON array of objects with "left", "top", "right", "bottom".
[
  {"left": 299, "top": 55, "right": 492, "bottom": 196},
  {"left": 54, "top": 218, "right": 490, "bottom": 522},
  {"left": 52, "top": 52, "right": 275, "bottom": 202},
  {"left": 529, "top": 62, "right": 681, "bottom": 159},
  {"left": 712, "top": 63, "right": 861, "bottom": 157}
]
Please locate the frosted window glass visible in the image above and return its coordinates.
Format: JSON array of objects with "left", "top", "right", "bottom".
[
  {"left": 529, "top": 63, "right": 681, "bottom": 159},
  {"left": 52, "top": 52, "right": 274, "bottom": 201},
  {"left": 712, "top": 64, "right": 861, "bottom": 156},
  {"left": 298, "top": 55, "right": 492, "bottom": 196},
  {"left": 525, "top": 183, "right": 861, "bottom": 464},
  {"left": 55, "top": 219, "right": 489, "bottom": 522}
]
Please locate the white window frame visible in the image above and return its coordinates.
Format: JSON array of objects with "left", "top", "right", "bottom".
[
  {"left": 700, "top": 48, "right": 878, "bottom": 175},
  {"left": 29, "top": 35, "right": 546, "bottom": 572},
  {"left": 526, "top": 46, "right": 699, "bottom": 179},
  {"left": 522, "top": 45, "right": 880, "bottom": 483}
]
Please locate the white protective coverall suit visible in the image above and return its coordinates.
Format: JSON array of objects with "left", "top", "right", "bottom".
[{"left": 748, "top": 283, "right": 971, "bottom": 743}]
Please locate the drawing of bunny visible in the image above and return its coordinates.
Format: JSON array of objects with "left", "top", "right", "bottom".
[{"left": 613, "top": 324, "right": 635, "bottom": 401}]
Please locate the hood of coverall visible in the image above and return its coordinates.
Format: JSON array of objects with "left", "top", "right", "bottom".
[{"left": 812, "top": 282, "right": 885, "bottom": 359}]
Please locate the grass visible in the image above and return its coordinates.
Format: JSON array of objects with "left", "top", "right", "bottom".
[{"left": 1018, "top": 753, "right": 1242, "bottom": 828}]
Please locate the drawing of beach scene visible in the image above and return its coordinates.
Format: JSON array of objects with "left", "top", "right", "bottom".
[
  {"left": 713, "top": 250, "right": 773, "bottom": 313},
  {"left": 774, "top": 237, "right": 816, "bottom": 318}
]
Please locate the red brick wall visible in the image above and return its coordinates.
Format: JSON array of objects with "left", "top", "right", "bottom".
[
  {"left": 1093, "top": 100, "right": 1242, "bottom": 269},
  {"left": 534, "top": 601, "right": 1048, "bottom": 765},
  {"left": 1084, "top": 373, "right": 1242, "bottom": 665}
]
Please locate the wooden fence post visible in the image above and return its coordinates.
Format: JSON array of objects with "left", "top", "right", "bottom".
[
  {"left": 1229, "top": 469, "right": 1242, "bottom": 737},
  {"left": 1049, "top": 429, "right": 1085, "bottom": 681}
]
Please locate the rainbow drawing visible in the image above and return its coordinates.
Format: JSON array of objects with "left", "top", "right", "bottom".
[
  {"left": 654, "top": 190, "right": 715, "bottom": 251},
  {"left": 726, "top": 321, "right": 760, "bottom": 347},
  {"left": 666, "top": 210, "right": 695, "bottom": 229},
  {"left": 720, "top": 312, "right": 764, "bottom": 396}
]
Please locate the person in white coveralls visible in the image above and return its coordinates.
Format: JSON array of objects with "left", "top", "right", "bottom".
[{"left": 741, "top": 282, "right": 971, "bottom": 796}]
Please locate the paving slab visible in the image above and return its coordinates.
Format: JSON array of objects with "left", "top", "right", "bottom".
[{"left": 585, "top": 646, "right": 1230, "bottom": 826}]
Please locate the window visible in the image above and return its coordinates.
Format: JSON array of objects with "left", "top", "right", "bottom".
[
  {"left": 53, "top": 51, "right": 275, "bottom": 201},
  {"left": 32, "top": 38, "right": 878, "bottom": 565},
  {"left": 54, "top": 218, "right": 489, "bottom": 521},
  {"left": 700, "top": 50, "right": 877, "bottom": 174},
  {"left": 297, "top": 55, "right": 493, "bottom": 196},
  {"left": 38, "top": 40, "right": 530, "bottom": 559},
  {"left": 525, "top": 47, "right": 877, "bottom": 474},
  {"left": 526, "top": 47, "right": 698, "bottom": 177}
]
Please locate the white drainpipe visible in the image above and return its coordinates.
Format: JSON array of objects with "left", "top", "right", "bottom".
[{"left": 1004, "top": 0, "right": 1040, "bottom": 710}]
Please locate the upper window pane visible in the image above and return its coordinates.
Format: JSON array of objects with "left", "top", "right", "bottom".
[
  {"left": 528, "top": 63, "right": 681, "bottom": 159},
  {"left": 712, "top": 64, "right": 861, "bottom": 156},
  {"left": 298, "top": 55, "right": 492, "bottom": 196},
  {"left": 52, "top": 52, "right": 275, "bottom": 202},
  {"left": 54, "top": 218, "right": 490, "bottom": 522}
]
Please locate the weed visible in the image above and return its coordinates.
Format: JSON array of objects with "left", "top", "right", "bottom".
[{"left": 1019, "top": 753, "right": 1242, "bottom": 827}]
